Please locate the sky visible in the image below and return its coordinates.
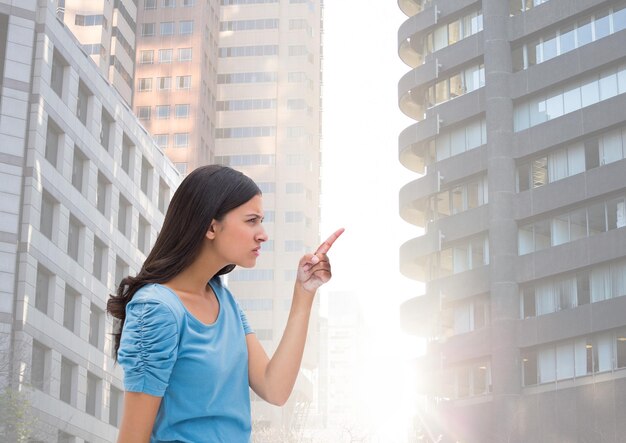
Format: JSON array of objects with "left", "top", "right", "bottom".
[{"left": 318, "top": 1, "right": 426, "bottom": 439}]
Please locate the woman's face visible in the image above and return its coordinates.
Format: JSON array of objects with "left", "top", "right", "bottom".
[{"left": 209, "top": 194, "right": 268, "bottom": 268}]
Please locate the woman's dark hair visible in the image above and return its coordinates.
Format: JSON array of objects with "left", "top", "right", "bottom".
[{"left": 107, "top": 165, "right": 260, "bottom": 358}]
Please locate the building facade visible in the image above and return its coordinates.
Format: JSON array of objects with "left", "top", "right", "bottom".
[
  {"left": 0, "top": 0, "right": 179, "bottom": 441},
  {"left": 58, "top": 0, "right": 138, "bottom": 105},
  {"left": 134, "top": 0, "right": 221, "bottom": 173},
  {"left": 397, "top": 0, "right": 626, "bottom": 441}
]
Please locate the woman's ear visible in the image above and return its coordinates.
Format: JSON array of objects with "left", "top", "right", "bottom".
[{"left": 206, "top": 220, "right": 217, "bottom": 240}]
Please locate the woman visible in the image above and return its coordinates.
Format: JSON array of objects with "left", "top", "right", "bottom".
[{"left": 107, "top": 165, "right": 343, "bottom": 443}]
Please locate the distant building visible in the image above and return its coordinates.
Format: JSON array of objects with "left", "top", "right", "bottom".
[
  {"left": 0, "top": 0, "right": 179, "bottom": 441},
  {"left": 134, "top": 0, "right": 221, "bottom": 173},
  {"left": 58, "top": 0, "right": 138, "bottom": 105},
  {"left": 398, "top": 0, "right": 626, "bottom": 441}
]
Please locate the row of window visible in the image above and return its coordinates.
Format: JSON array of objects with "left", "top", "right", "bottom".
[
  {"left": 220, "top": 18, "right": 279, "bottom": 32},
  {"left": 522, "top": 328, "right": 626, "bottom": 386},
  {"left": 217, "top": 98, "right": 276, "bottom": 111},
  {"left": 419, "top": 10, "right": 482, "bottom": 61},
  {"left": 153, "top": 133, "right": 190, "bottom": 149},
  {"left": 140, "top": 47, "right": 192, "bottom": 64},
  {"left": 517, "top": 125, "right": 626, "bottom": 191},
  {"left": 215, "top": 126, "right": 276, "bottom": 138},
  {"left": 141, "top": 20, "right": 193, "bottom": 37},
  {"left": 81, "top": 44, "right": 106, "bottom": 57},
  {"left": 425, "top": 175, "right": 488, "bottom": 222},
  {"left": 145, "top": 0, "right": 195, "bottom": 8},
  {"left": 138, "top": 104, "right": 191, "bottom": 120},
  {"left": 31, "top": 340, "right": 123, "bottom": 427},
  {"left": 512, "top": 2, "right": 626, "bottom": 71},
  {"left": 421, "top": 118, "right": 487, "bottom": 167},
  {"left": 520, "top": 258, "right": 626, "bottom": 318},
  {"left": 137, "top": 75, "right": 191, "bottom": 91},
  {"left": 509, "top": 0, "right": 550, "bottom": 16},
  {"left": 425, "top": 63, "right": 485, "bottom": 110},
  {"left": 74, "top": 14, "right": 107, "bottom": 29},
  {"left": 219, "top": 44, "right": 278, "bottom": 58},
  {"left": 215, "top": 154, "right": 275, "bottom": 166},
  {"left": 426, "top": 235, "right": 490, "bottom": 280},
  {"left": 439, "top": 360, "right": 492, "bottom": 400},
  {"left": 514, "top": 62, "right": 626, "bottom": 132},
  {"left": 518, "top": 194, "right": 626, "bottom": 255},
  {"left": 217, "top": 71, "right": 277, "bottom": 84}
]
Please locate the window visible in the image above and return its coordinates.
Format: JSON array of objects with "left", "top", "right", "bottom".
[
  {"left": 45, "top": 119, "right": 61, "bottom": 168},
  {"left": 215, "top": 154, "right": 275, "bottom": 166},
  {"left": 92, "top": 237, "right": 107, "bottom": 283},
  {"left": 156, "top": 105, "right": 170, "bottom": 119},
  {"left": 158, "top": 179, "right": 170, "bottom": 214},
  {"left": 141, "top": 23, "right": 156, "bottom": 37},
  {"left": 63, "top": 285, "right": 80, "bottom": 333},
  {"left": 229, "top": 269, "right": 274, "bottom": 281},
  {"left": 31, "top": 340, "right": 48, "bottom": 391},
  {"left": 40, "top": 190, "right": 56, "bottom": 240},
  {"left": 96, "top": 172, "right": 109, "bottom": 215},
  {"left": 76, "top": 81, "right": 90, "bottom": 125},
  {"left": 174, "top": 162, "right": 188, "bottom": 175},
  {"left": 100, "top": 108, "right": 113, "bottom": 152},
  {"left": 178, "top": 47, "right": 192, "bottom": 61},
  {"left": 218, "top": 45, "right": 279, "bottom": 58},
  {"left": 160, "top": 21, "right": 174, "bottom": 35},
  {"left": 220, "top": 18, "right": 279, "bottom": 32},
  {"left": 75, "top": 14, "right": 107, "bottom": 29},
  {"left": 180, "top": 20, "right": 193, "bottom": 35},
  {"left": 59, "top": 357, "right": 75, "bottom": 405},
  {"left": 217, "top": 72, "right": 277, "bottom": 84},
  {"left": 89, "top": 303, "right": 104, "bottom": 348},
  {"left": 67, "top": 215, "right": 82, "bottom": 261},
  {"left": 85, "top": 372, "right": 100, "bottom": 417},
  {"left": 58, "top": 430, "right": 74, "bottom": 443},
  {"left": 174, "top": 133, "right": 189, "bottom": 147},
  {"left": 117, "top": 194, "right": 131, "bottom": 237},
  {"left": 177, "top": 75, "right": 191, "bottom": 89},
  {"left": 285, "top": 211, "right": 304, "bottom": 223},
  {"left": 115, "top": 256, "right": 128, "bottom": 289},
  {"left": 154, "top": 134, "right": 169, "bottom": 149},
  {"left": 162, "top": 0, "right": 175, "bottom": 7},
  {"left": 175, "top": 104, "right": 190, "bottom": 118},
  {"left": 137, "top": 78, "right": 152, "bottom": 92},
  {"left": 137, "top": 106, "right": 151, "bottom": 120},
  {"left": 159, "top": 49, "right": 173, "bottom": 63},
  {"left": 215, "top": 127, "right": 276, "bottom": 138},
  {"left": 71, "top": 150, "right": 88, "bottom": 193},
  {"left": 121, "top": 135, "right": 134, "bottom": 177},
  {"left": 35, "top": 264, "right": 52, "bottom": 314},
  {"left": 141, "top": 157, "right": 152, "bottom": 195},
  {"left": 140, "top": 50, "right": 154, "bottom": 64},
  {"left": 138, "top": 216, "right": 150, "bottom": 254},
  {"left": 182, "top": 0, "right": 195, "bottom": 5},
  {"left": 109, "top": 386, "right": 123, "bottom": 427},
  {"left": 144, "top": 0, "right": 156, "bottom": 9},
  {"left": 51, "top": 49, "right": 66, "bottom": 98}
]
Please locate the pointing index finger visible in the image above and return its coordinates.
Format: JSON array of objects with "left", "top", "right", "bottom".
[{"left": 315, "top": 228, "right": 345, "bottom": 255}]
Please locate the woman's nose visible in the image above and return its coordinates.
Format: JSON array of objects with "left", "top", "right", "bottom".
[{"left": 256, "top": 226, "right": 268, "bottom": 242}]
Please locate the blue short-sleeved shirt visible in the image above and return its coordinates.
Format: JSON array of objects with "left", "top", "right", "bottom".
[{"left": 118, "top": 278, "right": 253, "bottom": 443}]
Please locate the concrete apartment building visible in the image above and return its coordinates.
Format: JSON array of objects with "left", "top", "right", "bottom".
[
  {"left": 58, "top": 0, "right": 138, "bottom": 105},
  {"left": 0, "top": 0, "right": 179, "bottom": 441},
  {"left": 398, "top": 0, "right": 626, "bottom": 441}
]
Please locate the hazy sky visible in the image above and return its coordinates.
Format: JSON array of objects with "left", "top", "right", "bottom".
[{"left": 319, "top": 2, "right": 425, "bottom": 439}]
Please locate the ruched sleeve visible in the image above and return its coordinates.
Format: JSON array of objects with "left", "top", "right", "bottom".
[{"left": 118, "top": 300, "right": 179, "bottom": 397}]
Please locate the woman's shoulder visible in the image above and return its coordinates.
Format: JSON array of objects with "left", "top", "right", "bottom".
[{"left": 127, "top": 284, "right": 186, "bottom": 323}]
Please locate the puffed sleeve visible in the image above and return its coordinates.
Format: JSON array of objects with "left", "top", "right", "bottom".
[
  {"left": 237, "top": 302, "right": 254, "bottom": 335},
  {"left": 118, "top": 300, "right": 179, "bottom": 397}
]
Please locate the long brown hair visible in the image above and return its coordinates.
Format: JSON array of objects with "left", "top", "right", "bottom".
[{"left": 107, "top": 165, "right": 260, "bottom": 358}]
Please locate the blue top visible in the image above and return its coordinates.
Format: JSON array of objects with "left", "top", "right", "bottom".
[{"left": 118, "top": 278, "right": 254, "bottom": 443}]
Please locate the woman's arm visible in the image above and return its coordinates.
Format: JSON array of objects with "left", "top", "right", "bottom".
[
  {"left": 247, "top": 229, "right": 344, "bottom": 406},
  {"left": 116, "top": 392, "right": 161, "bottom": 443}
]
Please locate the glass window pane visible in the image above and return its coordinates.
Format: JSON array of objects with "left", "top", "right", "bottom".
[
  {"left": 594, "top": 10, "right": 611, "bottom": 40},
  {"left": 450, "top": 127, "right": 466, "bottom": 156},
  {"left": 570, "top": 208, "right": 588, "bottom": 241},
  {"left": 527, "top": 39, "right": 539, "bottom": 67},
  {"left": 541, "top": 33, "right": 557, "bottom": 62},
  {"left": 514, "top": 102, "right": 530, "bottom": 131},
  {"left": 567, "top": 142, "right": 586, "bottom": 176},
  {"left": 529, "top": 97, "right": 548, "bottom": 126},
  {"left": 532, "top": 157, "right": 548, "bottom": 188},
  {"left": 448, "top": 20, "right": 461, "bottom": 45},
  {"left": 518, "top": 163, "right": 531, "bottom": 191},
  {"left": 577, "top": 18, "right": 593, "bottom": 46},
  {"left": 599, "top": 69, "right": 618, "bottom": 100},
  {"left": 580, "top": 78, "right": 600, "bottom": 107},
  {"left": 551, "top": 214, "right": 570, "bottom": 246},
  {"left": 559, "top": 24, "right": 576, "bottom": 54},
  {"left": 512, "top": 45, "right": 524, "bottom": 71},
  {"left": 588, "top": 202, "right": 607, "bottom": 235},
  {"left": 600, "top": 130, "right": 623, "bottom": 165},
  {"left": 436, "top": 133, "right": 451, "bottom": 161},
  {"left": 449, "top": 73, "right": 463, "bottom": 98},
  {"left": 545, "top": 92, "right": 564, "bottom": 120},
  {"left": 434, "top": 26, "right": 448, "bottom": 51},
  {"left": 607, "top": 197, "right": 626, "bottom": 229},
  {"left": 519, "top": 224, "right": 534, "bottom": 255},
  {"left": 534, "top": 219, "right": 551, "bottom": 251},
  {"left": 435, "top": 79, "right": 449, "bottom": 104},
  {"left": 466, "top": 120, "right": 482, "bottom": 150},
  {"left": 451, "top": 186, "right": 465, "bottom": 214},
  {"left": 614, "top": 2, "right": 626, "bottom": 33},
  {"left": 563, "top": 84, "right": 582, "bottom": 113}
]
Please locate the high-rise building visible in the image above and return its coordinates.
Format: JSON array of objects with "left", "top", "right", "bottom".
[
  {"left": 398, "top": 0, "right": 626, "bottom": 441},
  {"left": 58, "top": 0, "right": 138, "bottom": 105},
  {"left": 134, "top": 0, "right": 221, "bottom": 174},
  {"left": 0, "top": 0, "right": 179, "bottom": 440},
  {"left": 217, "top": 0, "right": 323, "bottom": 430}
]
